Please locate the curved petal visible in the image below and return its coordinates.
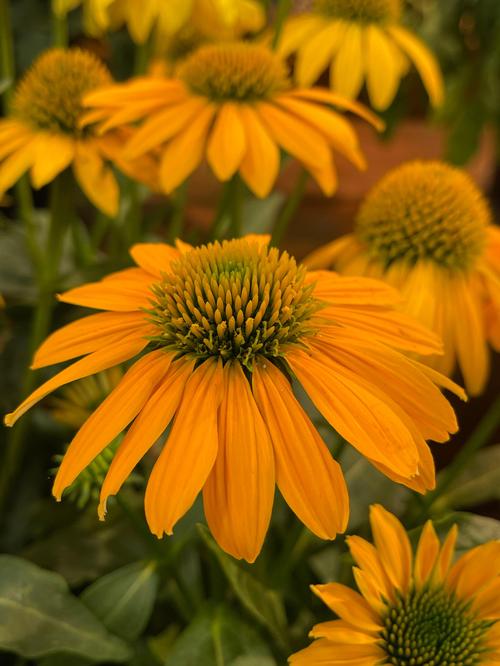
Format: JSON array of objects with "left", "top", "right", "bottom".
[
  {"left": 238, "top": 105, "right": 280, "bottom": 198},
  {"left": 289, "top": 88, "right": 384, "bottom": 131},
  {"left": 32, "top": 311, "right": 150, "bottom": 368},
  {"left": 145, "top": 358, "right": 223, "bottom": 537},
  {"left": 331, "top": 24, "right": 364, "bottom": 99},
  {"left": 295, "top": 20, "right": 346, "bottom": 87},
  {"left": 59, "top": 273, "right": 153, "bottom": 311},
  {"left": 312, "top": 583, "right": 382, "bottom": 632},
  {"left": 276, "top": 15, "right": 321, "bottom": 57},
  {"left": 310, "top": 619, "right": 377, "bottom": 643},
  {"left": 52, "top": 349, "right": 172, "bottom": 500},
  {"left": 99, "top": 357, "right": 195, "bottom": 517},
  {"left": 369, "top": 504, "right": 412, "bottom": 594},
  {"left": 73, "top": 140, "right": 119, "bottom": 216},
  {"left": 30, "top": 133, "right": 75, "bottom": 188},
  {"left": 388, "top": 26, "right": 444, "bottom": 106},
  {"left": 290, "top": 638, "right": 383, "bottom": 665},
  {"left": 206, "top": 103, "right": 247, "bottom": 181},
  {"left": 159, "top": 102, "right": 215, "bottom": 193},
  {"left": 252, "top": 358, "right": 348, "bottom": 539},
  {"left": 309, "top": 271, "right": 399, "bottom": 306},
  {"left": 4, "top": 330, "right": 149, "bottom": 427},
  {"left": 346, "top": 536, "right": 393, "bottom": 603},
  {"left": 130, "top": 243, "right": 180, "bottom": 277},
  {"left": 365, "top": 25, "right": 401, "bottom": 110},
  {"left": 203, "top": 361, "right": 275, "bottom": 562},
  {"left": 0, "top": 135, "right": 37, "bottom": 195}
]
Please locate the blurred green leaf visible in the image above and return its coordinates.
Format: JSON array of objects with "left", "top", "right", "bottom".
[
  {"left": 231, "top": 658, "right": 277, "bottom": 666},
  {"left": 81, "top": 561, "right": 159, "bottom": 640},
  {"left": 198, "top": 525, "right": 288, "bottom": 650},
  {"left": 0, "top": 555, "right": 131, "bottom": 661},
  {"left": 445, "top": 101, "right": 486, "bottom": 165},
  {"left": 39, "top": 655, "right": 92, "bottom": 666},
  {"left": 163, "top": 605, "right": 273, "bottom": 666},
  {"left": 434, "top": 445, "right": 500, "bottom": 511},
  {"left": 343, "top": 450, "right": 410, "bottom": 530}
]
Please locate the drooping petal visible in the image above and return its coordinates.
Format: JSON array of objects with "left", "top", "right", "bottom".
[
  {"left": 331, "top": 24, "right": 364, "bottom": 99},
  {"left": 388, "top": 26, "right": 444, "bottom": 106},
  {"left": 365, "top": 25, "right": 401, "bottom": 110},
  {"left": 238, "top": 105, "right": 280, "bottom": 198},
  {"left": 30, "top": 133, "right": 75, "bottom": 188},
  {"left": 145, "top": 358, "right": 223, "bottom": 537},
  {"left": 295, "top": 20, "right": 346, "bottom": 87},
  {"left": 252, "top": 358, "right": 348, "bottom": 539},
  {"left": 369, "top": 504, "right": 412, "bottom": 594},
  {"left": 0, "top": 135, "right": 37, "bottom": 194},
  {"left": 99, "top": 357, "right": 195, "bottom": 518},
  {"left": 73, "top": 140, "right": 119, "bottom": 216},
  {"left": 203, "top": 361, "right": 275, "bottom": 562},
  {"left": 159, "top": 102, "right": 215, "bottom": 193},
  {"left": 4, "top": 330, "right": 149, "bottom": 427},
  {"left": 206, "top": 103, "right": 247, "bottom": 181},
  {"left": 276, "top": 15, "right": 321, "bottom": 58},
  {"left": 52, "top": 350, "right": 173, "bottom": 500}
]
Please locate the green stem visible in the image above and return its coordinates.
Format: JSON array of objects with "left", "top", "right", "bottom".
[
  {"left": 167, "top": 180, "right": 189, "bottom": 242},
  {"left": 0, "top": 0, "right": 15, "bottom": 109},
  {"left": 133, "top": 37, "right": 151, "bottom": 75},
  {"left": 272, "top": 0, "right": 292, "bottom": 50},
  {"left": 228, "top": 174, "right": 243, "bottom": 237},
  {"left": 52, "top": 8, "right": 69, "bottom": 48},
  {"left": 426, "top": 395, "right": 500, "bottom": 512},
  {"left": 16, "top": 177, "right": 44, "bottom": 278},
  {"left": 271, "top": 168, "right": 308, "bottom": 247},
  {"left": 90, "top": 210, "right": 113, "bottom": 252},
  {"left": 124, "top": 179, "right": 142, "bottom": 250},
  {"left": 210, "top": 181, "right": 233, "bottom": 240}
]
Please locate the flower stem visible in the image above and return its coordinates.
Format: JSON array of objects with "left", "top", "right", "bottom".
[
  {"left": 168, "top": 180, "right": 189, "bottom": 242},
  {"left": 52, "top": 8, "right": 69, "bottom": 48},
  {"left": 0, "top": 0, "right": 15, "bottom": 109},
  {"left": 272, "top": 0, "right": 292, "bottom": 49},
  {"left": 271, "top": 168, "right": 308, "bottom": 247},
  {"left": 425, "top": 395, "right": 500, "bottom": 512}
]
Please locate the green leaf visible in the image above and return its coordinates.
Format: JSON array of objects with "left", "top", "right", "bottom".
[
  {"left": 197, "top": 526, "right": 288, "bottom": 650},
  {"left": 343, "top": 450, "right": 410, "bottom": 530},
  {"left": 434, "top": 445, "right": 500, "bottom": 511},
  {"left": 231, "top": 658, "right": 277, "bottom": 666},
  {"left": 81, "top": 561, "right": 159, "bottom": 640},
  {"left": 163, "top": 606, "right": 273, "bottom": 666},
  {"left": 0, "top": 555, "right": 131, "bottom": 661}
]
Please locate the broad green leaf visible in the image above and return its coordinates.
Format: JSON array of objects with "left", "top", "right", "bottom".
[
  {"left": 81, "top": 561, "right": 159, "bottom": 640},
  {"left": 197, "top": 526, "right": 288, "bottom": 650},
  {"left": 39, "top": 655, "right": 92, "bottom": 666},
  {"left": 434, "top": 445, "right": 500, "bottom": 510},
  {"left": 0, "top": 555, "right": 131, "bottom": 661},
  {"left": 164, "top": 606, "right": 272, "bottom": 665}
]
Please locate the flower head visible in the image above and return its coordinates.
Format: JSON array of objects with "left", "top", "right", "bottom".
[
  {"left": 83, "top": 41, "right": 382, "bottom": 198},
  {"left": 0, "top": 48, "right": 156, "bottom": 216},
  {"left": 5, "top": 236, "right": 463, "bottom": 562},
  {"left": 290, "top": 505, "right": 500, "bottom": 665},
  {"left": 305, "top": 160, "right": 500, "bottom": 395},
  {"left": 278, "top": 0, "right": 443, "bottom": 110}
]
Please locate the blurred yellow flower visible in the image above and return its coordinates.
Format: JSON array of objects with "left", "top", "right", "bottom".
[
  {"left": 290, "top": 504, "right": 500, "bottom": 665},
  {"left": 305, "top": 161, "right": 500, "bottom": 396},
  {"left": 5, "top": 236, "right": 462, "bottom": 562},
  {"left": 83, "top": 41, "right": 382, "bottom": 198},
  {"left": 52, "top": 0, "right": 265, "bottom": 44},
  {"left": 278, "top": 0, "right": 444, "bottom": 110},
  {"left": 0, "top": 48, "right": 156, "bottom": 216}
]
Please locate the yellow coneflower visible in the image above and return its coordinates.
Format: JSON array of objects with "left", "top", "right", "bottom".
[
  {"left": 0, "top": 48, "right": 156, "bottom": 216},
  {"left": 290, "top": 504, "right": 500, "bottom": 665},
  {"left": 52, "top": 0, "right": 265, "bottom": 45},
  {"left": 5, "top": 236, "right": 463, "bottom": 562},
  {"left": 82, "top": 41, "right": 383, "bottom": 199},
  {"left": 305, "top": 160, "right": 500, "bottom": 396},
  {"left": 278, "top": 0, "right": 444, "bottom": 111}
]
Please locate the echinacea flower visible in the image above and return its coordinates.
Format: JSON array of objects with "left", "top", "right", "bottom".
[
  {"left": 5, "top": 236, "right": 463, "bottom": 562},
  {"left": 52, "top": 0, "right": 265, "bottom": 44},
  {"left": 82, "top": 41, "right": 383, "bottom": 198},
  {"left": 290, "top": 504, "right": 500, "bottom": 665},
  {"left": 0, "top": 48, "right": 156, "bottom": 216},
  {"left": 278, "top": 0, "right": 444, "bottom": 111},
  {"left": 305, "top": 160, "right": 500, "bottom": 396}
]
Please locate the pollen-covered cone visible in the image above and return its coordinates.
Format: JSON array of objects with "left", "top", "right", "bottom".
[
  {"left": 305, "top": 160, "right": 500, "bottom": 396},
  {"left": 0, "top": 48, "right": 158, "bottom": 216},
  {"left": 5, "top": 236, "right": 463, "bottom": 562},
  {"left": 278, "top": 0, "right": 444, "bottom": 111},
  {"left": 53, "top": 0, "right": 265, "bottom": 44},
  {"left": 290, "top": 504, "right": 500, "bottom": 665},
  {"left": 82, "top": 41, "right": 384, "bottom": 199}
]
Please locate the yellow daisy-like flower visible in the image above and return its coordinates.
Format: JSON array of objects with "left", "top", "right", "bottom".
[
  {"left": 278, "top": 0, "right": 444, "bottom": 111},
  {"left": 83, "top": 41, "right": 382, "bottom": 198},
  {"left": 290, "top": 504, "right": 500, "bottom": 665},
  {"left": 305, "top": 160, "right": 500, "bottom": 396},
  {"left": 5, "top": 236, "right": 462, "bottom": 562},
  {"left": 52, "top": 0, "right": 265, "bottom": 44},
  {"left": 0, "top": 48, "right": 156, "bottom": 216}
]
